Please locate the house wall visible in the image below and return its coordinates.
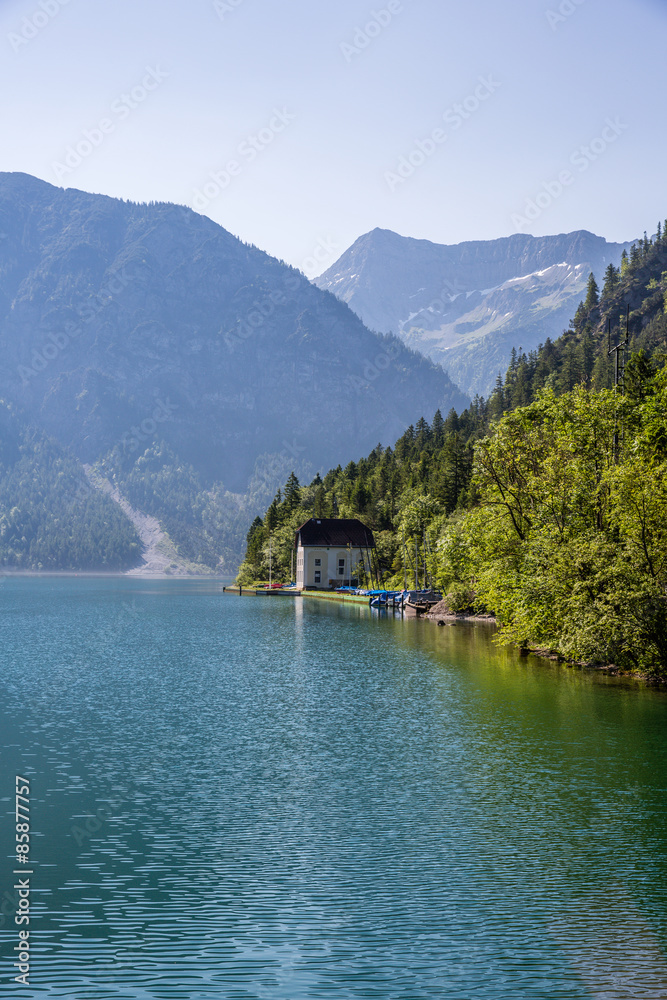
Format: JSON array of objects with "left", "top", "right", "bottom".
[
  {"left": 296, "top": 547, "right": 308, "bottom": 588},
  {"left": 296, "top": 545, "right": 371, "bottom": 589}
]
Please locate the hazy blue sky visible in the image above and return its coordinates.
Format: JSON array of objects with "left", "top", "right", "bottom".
[{"left": 1, "top": 0, "right": 664, "bottom": 272}]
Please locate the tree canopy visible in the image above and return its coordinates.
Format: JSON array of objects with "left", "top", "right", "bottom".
[{"left": 240, "top": 220, "right": 667, "bottom": 677}]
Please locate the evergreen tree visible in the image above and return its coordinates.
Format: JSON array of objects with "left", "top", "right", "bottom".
[
  {"left": 415, "top": 416, "right": 431, "bottom": 449},
  {"left": 559, "top": 341, "right": 581, "bottom": 392},
  {"left": 443, "top": 408, "right": 460, "bottom": 435},
  {"left": 432, "top": 409, "right": 445, "bottom": 446},
  {"left": 584, "top": 272, "right": 600, "bottom": 311},
  {"left": 510, "top": 354, "right": 530, "bottom": 408},
  {"left": 573, "top": 301, "right": 586, "bottom": 333},
  {"left": 533, "top": 338, "right": 556, "bottom": 392},
  {"left": 620, "top": 249, "right": 629, "bottom": 276},
  {"left": 312, "top": 486, "right": 326, "bottom": 517},
  {"left": 489, "top": 373, "right": 505, "bottom": 419},
  {"left": 601, "top": 263, "right": 620, "bottom": 300},
  {"left": 245, "top": 517, "right": 265, "bottom": 563},
  {"left": 265, "top": 494, "right": 281, "bottom": 532},
  {"left": 283, "top": 472, "right": 301, "bottom": 512}
]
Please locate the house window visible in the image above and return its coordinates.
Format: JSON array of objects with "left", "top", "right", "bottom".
[
  {"left": 314, "top": 571, "right": 321, "bottom": 584},
  {"left": 338, "top": 559, "right": 345, "bottom": 574},
  {"left": 314, "top": 558, "right": 321, "bottom": 566}
]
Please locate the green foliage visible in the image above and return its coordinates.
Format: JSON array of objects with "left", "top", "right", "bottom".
[
  {"left": 0, "top": 401, "right": 140, "bottom": 570},
  {"left": 242, "top": 216, "right": 667, "bottom": 676},
  {"left": 486, "top": 224, "right": 667, "bottom": 410},
  {"left": 101, "top": 439, "right": 255, "bottom": 572},
  {"left": 464, "top": 383, "right": 667, "bottom": 674},
  {"left": 237, "top": 403, "right": 489, "bottom": 588},
  {"left": 602, "top": 262, "right": 620, "bottom": 300},
  {"left": 584, "top": 272, "right": 600, "bottom": 312}
]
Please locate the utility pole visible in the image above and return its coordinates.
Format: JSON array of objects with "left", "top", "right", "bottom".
[
  {"left": 607, "top": 304, "right": 630, "bottom": 463},
  {"left": 269, "top": 534, "right": 272, "bottom": 587},
  {"left": 402, "top": 529, "right": 407, "bottom": 591},
  {"left": 423, "top": 528, "right": 427, "bottom": 590}
]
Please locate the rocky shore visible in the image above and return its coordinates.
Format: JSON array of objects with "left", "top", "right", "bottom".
[{"left": 426, "top": 599, "right": 497, "bottom": 625}]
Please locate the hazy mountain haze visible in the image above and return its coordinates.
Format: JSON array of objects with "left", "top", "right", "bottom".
[
  {"left": 315, "top": 227, "right": 632, "bottom": 395},
  {"left": 0, "top": 0, "right": 664, "bottom": 268}
]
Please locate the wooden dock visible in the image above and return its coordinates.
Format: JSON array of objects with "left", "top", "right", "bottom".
[{"left": 223, "top": 587, "right": 371, "bottom": 606}]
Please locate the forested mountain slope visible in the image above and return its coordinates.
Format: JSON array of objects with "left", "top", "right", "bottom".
[
  {"left": 0, "top": 400, "right": 140, "bottom": 570},
  {"left": 0, "top": 172, "right": 466, "bottom": 570},
  {"left": 315, "top": 227, "right": 632, "bottom": 396},
  {"left": 246, "top": 224, "right": 667, "bottom": 675}
]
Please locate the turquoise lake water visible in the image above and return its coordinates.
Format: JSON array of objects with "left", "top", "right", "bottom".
[{"left": 1, "top": 578, "right": 666, "bottom": 999}]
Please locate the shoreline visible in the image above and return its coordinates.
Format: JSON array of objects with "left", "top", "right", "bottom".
[
  {"left": 424, "top": 606, "right": 666, "bottom": 687},
  {"left": 0, "top": 570, "right": 228, "bottom": 579},
  {"left": 2, "top": 576, "right": 664, "bottom": 687},
  {"left": 526, "top": 646, "right": 667, "bottom": 687},
  {"left": 427, "top": 611, "right": 498, "bottom": 625}
]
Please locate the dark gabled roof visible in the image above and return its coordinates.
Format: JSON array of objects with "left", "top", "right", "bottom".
[{"left": 295, "top": 518, "right": 375, "bottom": 549}]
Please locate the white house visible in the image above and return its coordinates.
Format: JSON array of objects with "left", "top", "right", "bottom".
[{"left": 294, "top": 518, "right": 376, "bottom": 590}]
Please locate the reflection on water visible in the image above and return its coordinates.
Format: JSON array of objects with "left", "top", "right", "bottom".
[
  {"left": 551, "top": 886, "right": 667, "bottom": 999},
  {"left": 0, "top": 579, "right": 666, "bottom": 999}
]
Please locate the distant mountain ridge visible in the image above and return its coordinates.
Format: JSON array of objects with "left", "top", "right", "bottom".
[
  {"left": 0, "top": 173, "right": 467, "bottom": 570},
  {"left": 314, "top": 228, "right": 633, "bottom": 396}
]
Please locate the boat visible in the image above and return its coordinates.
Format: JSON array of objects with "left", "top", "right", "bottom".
[
  {"left": 402, "top": 589, "right": 443, "bottom": 615},
  {"left": 367, "top": 590, "right": 403, "bottom": 608}
]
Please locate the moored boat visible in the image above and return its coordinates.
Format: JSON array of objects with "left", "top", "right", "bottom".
[{"left": 402, "top": 589, "right": 443, "bottom": 615}]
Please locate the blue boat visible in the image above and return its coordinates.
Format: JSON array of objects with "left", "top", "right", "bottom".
[{"left": 369, "top": 590, "right": 402, "bottom": 608}]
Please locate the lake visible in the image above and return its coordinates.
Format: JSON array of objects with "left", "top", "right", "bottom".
[{"left": 1, "top": 578, "right": 666, "bottom": 998}]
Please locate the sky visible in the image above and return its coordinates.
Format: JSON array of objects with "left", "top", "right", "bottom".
[{"left": 1, "top": 0, "right": 665, "bottom": 274}]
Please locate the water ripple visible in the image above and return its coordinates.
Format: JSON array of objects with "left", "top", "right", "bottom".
[{"left": 0, "top": 579, "right": 666, "bottom": 998}]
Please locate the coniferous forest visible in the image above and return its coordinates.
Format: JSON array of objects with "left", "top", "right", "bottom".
[
  {"left": 0, "top": 401, "right": 141, "bottom": 571},
  {"left": 239, "top": 225, "right": 667, "bottom": 676}
]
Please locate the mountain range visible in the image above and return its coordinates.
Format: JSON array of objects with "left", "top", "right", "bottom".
[
  {"left": 0, "top": 172, "right": 466, "bottom": 570},
  {"left": 314, "top": 228, "right": 633, "bottom": 396}
]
